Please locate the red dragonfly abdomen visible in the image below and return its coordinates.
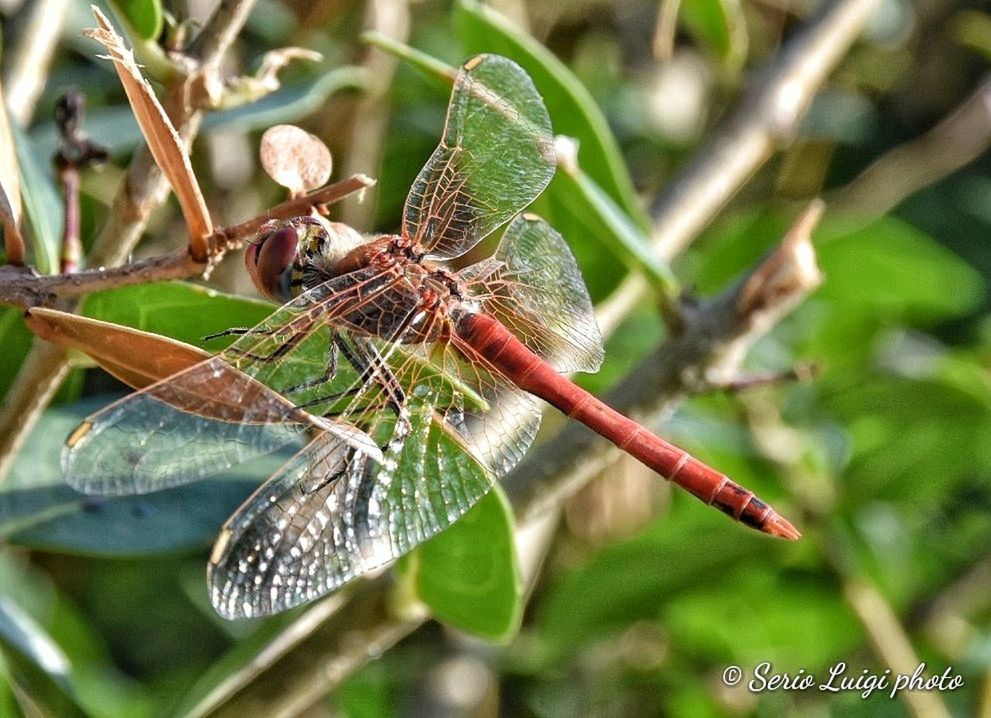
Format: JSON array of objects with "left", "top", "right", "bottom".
[{"left": 457, "top": 312, "right": 800, "bottom": 540}]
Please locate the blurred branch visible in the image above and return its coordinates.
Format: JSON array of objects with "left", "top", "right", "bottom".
[
  {"left": 200, "top": 203, "right": 824, "bottom": 715},
  {"left": 829, "top": 72, "right": 991, "bottom": 218},
  {"left": 919, "top": 550, "right": 991, "bottom": 658},
  {"left": 0, "top": 0, "right": 260, "bottom": 482},
  {"left": 597, "top": 0, "right": 879, "bottom": 328},
  {"left": 648, "top": 0, "right": 880, "bottom": 258},
  {"left": 2, "top": 0, "right": 69, "bottom": 125},
  {"left": 194, "top": 580, "right": 424, "bottom": 718},
  {"left": 340, "top": 0, "right": 411, "bottom": 228},
  {"left": 841, "top": 578, "right": 951, "bottom": 718}
]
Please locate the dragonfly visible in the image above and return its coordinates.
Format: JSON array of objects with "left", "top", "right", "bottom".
[{"left": 63, "top": 54, "right": 799, "bottom": 620}]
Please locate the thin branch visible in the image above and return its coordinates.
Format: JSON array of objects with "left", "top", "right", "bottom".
[
  {"left": 0, "top": 175, "right": 376, "bottom": 310},
  {"left": 829, "top": 72, "right": 991, "bottom": 218},
  {"left": 841, "top": 578, "right": 952, "bottom": 718}
]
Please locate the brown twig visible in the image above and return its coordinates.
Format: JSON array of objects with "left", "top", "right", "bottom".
[
  {"left": 54, "top": 90, "right": 109, "bottom": 274},
  {"left": 0, "top": 174, "right": 376, "bottom": 310},
  {"left": 0, "top": 77, "right": 25, "bottom": 267}
]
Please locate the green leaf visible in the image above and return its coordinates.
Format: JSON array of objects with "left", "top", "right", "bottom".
[
  {"left": 1, "top": 398, "right": 292, "bottom": 555},
  {"left": 10, "top": 121, "right": 61, "bottom": 275},
  {"left": 409, "top": 487, "right": 522, "bottom": 642},
  {"left": 109, "top": 0, "right": 164, "bottom": 41},
  {"left": 79, "top": 282, "right": 274, "bottom": 350},
  {"left": 0, "top": 308, "right": 34, "bottom": 402},
  {"left": 454, "top": 0, "right": 650, "bottom": 231},
  {"left": 680, "top": 0, "right": 748, "bottom": 69}
]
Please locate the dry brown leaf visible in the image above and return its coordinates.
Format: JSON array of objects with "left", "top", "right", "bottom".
[
  {"left": 25, "top": 306, "right": 208, "bottom": 390},
  {"left": 84, "top": 5, "right": 213, "bottom": 259},
  {"left": 26, "top": 308, "right": 317, "bottom": 426},
  {"left": 260, "top": 125, "right": 333, "bottom": 197}
]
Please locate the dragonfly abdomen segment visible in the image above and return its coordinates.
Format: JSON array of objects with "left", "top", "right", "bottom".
[{"left": 457, "top": 311, "right": 800, "bottom": 540}]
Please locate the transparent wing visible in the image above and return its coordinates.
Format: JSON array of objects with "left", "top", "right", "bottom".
[
  {"left": 209, "top": 394, "right": 497, "bottom": 619},
  {"left": 459, "top": 213, "right": 604, "bottom": 373},
  {"left": 402, "top": 54, "right": 555, "bottom": 260},
  {"left": 62, "top": 268, "right": 411, "bottom": 496},
  {"left": 207, "top": 303, "right": 545, "bottom": 618}
]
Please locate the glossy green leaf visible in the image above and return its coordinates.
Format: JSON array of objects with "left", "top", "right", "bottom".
[
  {"left": 79, "top": 281, "right": 273, "bottom": 350},
  {"left": 680, "top": 0, "right": 748, "bottom": 69},
  {"left": 1, "top": 398, "right": 293, "bottom": 555},
  {"left": 10, "top": 121, "right": 61, "bottom": 275},
  {"left": 109, "top": 0, "right": 164, "bottom": 41},
  {"left": 409, "top": 487, "right": 522, "bottom": 642},
  {"left": 454, "top": 0, "right": 650, "bottom": 231}
]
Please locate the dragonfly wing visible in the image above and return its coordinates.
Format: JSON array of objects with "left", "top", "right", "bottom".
[
  {"left": 403, "top": 54, "right": 555, "bottom": 260},
  {"left": 209, "top": 397, "right": 494, "bottom": 619},
  {"left": 460, "top": 213, "right": 604, "bottom": 373},
  {"left": 63, "top": 358, "right": 310, "bottom": 495},
  {"left": 62, "top": 268, "right": 402, "bottom": 496}
]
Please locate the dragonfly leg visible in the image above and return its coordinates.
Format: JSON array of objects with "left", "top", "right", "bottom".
[
  {"left": 283, "top": 337, "right": 340, "bottom": 396},
  {"left": 284, "top": 334, "right": 406, "bottom": 419},
  {"left": 202, "top": 325, "right": 286, "bottom": 343},
  {"left": 338, "top": 335, "right": 407, "bottom": 416}
]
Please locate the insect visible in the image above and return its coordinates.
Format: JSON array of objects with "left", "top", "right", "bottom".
[{"left": 63, "top": 54, "right": 799, "bottom": 620}]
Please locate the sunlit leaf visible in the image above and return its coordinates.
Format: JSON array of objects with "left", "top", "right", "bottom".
[
  {"left": 78, "top": 282, "right": 273, "bottom": 350},
  {"left": 259, "top": 125, "right": 333, "bottom": 196},
  {"left": 408, "top": 487, "right": 522, "bottom": 641},
  {"left": 108, "top": 0, "right": 164, "bottom": 41}
]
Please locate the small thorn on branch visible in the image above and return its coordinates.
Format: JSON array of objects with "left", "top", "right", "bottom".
[
  {"left": 737, "top": 199, "right": 825, "bottom": 323},
  {"left": 718, "top": 361, "right": 823, "bottom": 393}
]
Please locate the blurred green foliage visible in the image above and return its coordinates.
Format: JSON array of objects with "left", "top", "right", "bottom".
[{"left": 1, "top": 0, "right": 991, "bottom": 715}]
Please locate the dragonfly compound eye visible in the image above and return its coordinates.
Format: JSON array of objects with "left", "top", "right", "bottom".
[{"left": 246, "top": 223, "right": 300, "bottom": 302}]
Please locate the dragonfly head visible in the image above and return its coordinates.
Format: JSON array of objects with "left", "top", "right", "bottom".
[
  {"left": 245, "top": 218, "right": 307, "bottom": 302},
  {"left": 246, "top": 217, "right": 367, "bottom": 302}
]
